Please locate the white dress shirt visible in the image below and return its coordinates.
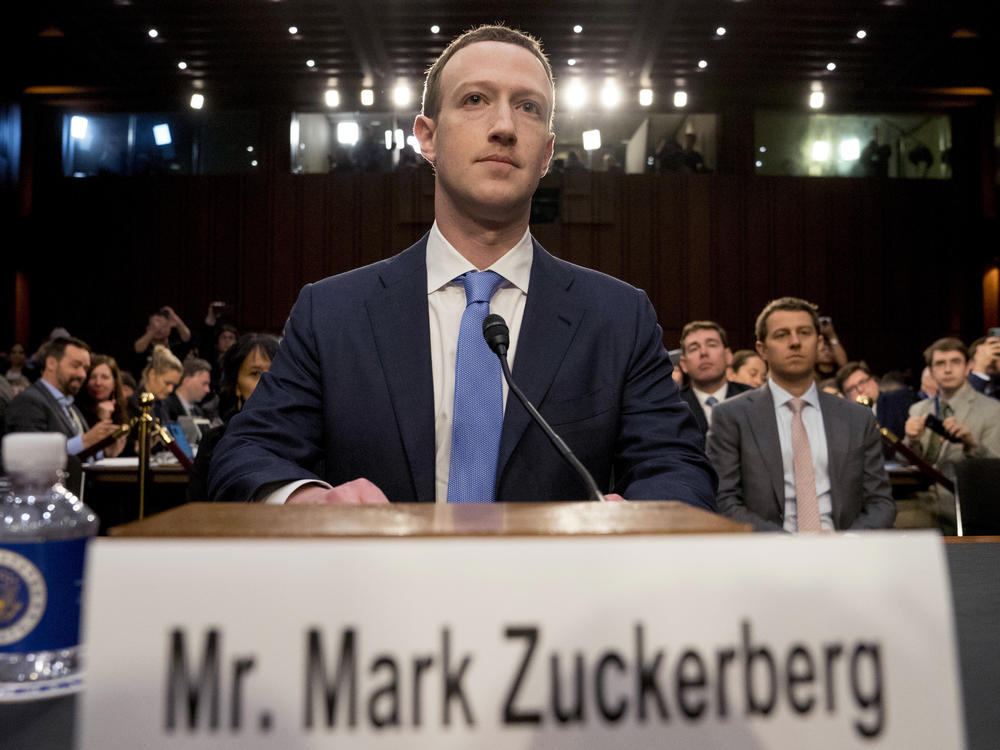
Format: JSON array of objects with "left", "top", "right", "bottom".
[
  {"left": 767, "top": 379, "right": 834, "bottom": 532},
  {"left": 263, "top": 221, "right": 533, "bottom": 504},
  {"left": 691, "top": 383, "right": 728, "bottom": 427}
]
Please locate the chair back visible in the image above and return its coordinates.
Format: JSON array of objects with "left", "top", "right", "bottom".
[{"left": 953, "top": 458, "right": 1000, "bottom": 536}]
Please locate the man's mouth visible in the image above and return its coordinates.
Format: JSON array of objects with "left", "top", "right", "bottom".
[{"left": 480, "top": 155, "right": 517, "bottom": 167}]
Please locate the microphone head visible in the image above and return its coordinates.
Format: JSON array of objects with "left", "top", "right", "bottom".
[{"left": 482, "top": 313, "right": 510, "bottom": 355}]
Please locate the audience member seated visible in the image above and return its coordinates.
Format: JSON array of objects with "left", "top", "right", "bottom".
[
  {"left": 74, "top": 354, "right": 129, "bottom": 457},
  {"left": 818, "top": 378, "right": 841, "bottom": 397},
  {"left": 5, "top": 343, "right": 26, "bottom": 380},
  {"left": 706, "top": 297, "right": 894, "bottom": 532},
  {"left": 903, "top": 338, "right": 1000, "bottom": 532},
  {"left": 121, "top": 371, "right": 137, "bottom": 400},
  {"left": 813, "top": 316, "right": 847, "bottom": 379},
  {"left": 131, "top": 306, "right": 191, "bottom": 378},
  {"left": 188, "top": 333, "right": 279, "bottom": 502},
  {"left": 166, "top": 358, "right": 213, "bottom": 421},
  {"left": 967, "top": 335, "right": 999, "bottom": 398},
  {"left": 20, "top": 327, "right": 71, "bottom": 383},
  {"left": 4, "top": 337, "right": 120, "bottom": 494},
  {"left": 918, "top": 366, "right": 937, "bottom": 400},
  {"left": 129, "top": 345, "right": 183, "bottom": 429},
  {"left": 836, "top": 361, "right": 917, "bottom": 440},
  {"left": 727, "top": 349, "right": 767, "bottom": 388},
  {"left": 677, "top": 321, "right": 751, "bottom": 438}
]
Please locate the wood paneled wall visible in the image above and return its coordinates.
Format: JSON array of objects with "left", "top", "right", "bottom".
[{"left": 21, "top": 171, "right": 980, "bottom": 379}]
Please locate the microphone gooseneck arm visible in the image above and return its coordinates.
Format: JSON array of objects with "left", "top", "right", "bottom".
[{"left": 482, "top": 314, "right": 606, "bottom": 502}]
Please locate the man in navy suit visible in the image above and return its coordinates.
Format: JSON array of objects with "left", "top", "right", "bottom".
[
  {"left": 209, "top": 25, "right": 716, "bottom": 508},
  {"left": 677, "top": 321, "right": 751, "bottom": 439}
]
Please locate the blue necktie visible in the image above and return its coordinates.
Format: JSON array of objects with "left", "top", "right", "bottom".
[{"left": 448, "top": 270, "right": 505, "bottom": 503}]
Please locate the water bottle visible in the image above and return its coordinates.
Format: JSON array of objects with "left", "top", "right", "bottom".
[{"left": 0, "top": 433, "right": 98, "bottom": 699}]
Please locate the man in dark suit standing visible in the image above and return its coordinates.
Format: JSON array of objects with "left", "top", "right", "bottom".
[
  {"left": 706, "top": 297, "right": 895, "bottom": 531},
  {"left": 677, "top": 320, "right": 751, "bottom": 439},
  {"left": 210, "top": 25, "right": 715, "bottom": 509},
  {"left": 4, "top": 337, "right": 119, "bottom": 493},
  {"left": 165, "top": 358, "right": 212, "bottom": 422},
  {"left": 836, "top": 361, "right": 918, "bottom": 438}
]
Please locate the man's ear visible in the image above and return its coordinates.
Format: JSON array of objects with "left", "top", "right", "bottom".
[
  {"left": 540, "top": 132, "right": 555, "bottom": 178},
  {"left": 724, "top": 347, "right": 733, "bottom": 366},
  {"left": 678, "top": 356, "right": 690, "bottom": 376},
  {"left": 413, "top": 115, "right": 436, "bottom": 165},
  {"left": 755, "top": 340, "right": 766, "bottom": 360}
]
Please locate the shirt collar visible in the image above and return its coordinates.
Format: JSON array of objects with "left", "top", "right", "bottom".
[
  {"left": 768, "top": 378, "right": 820, "bottom": 411},
  {"left": 425, "top": 221, "right": 533, "bottom": 295},
  {"left": 40, "top": 377, "right": 74, "bottom": 407},
  {"left": 692, "top": 383, "right": 728, "bottom": 406}
]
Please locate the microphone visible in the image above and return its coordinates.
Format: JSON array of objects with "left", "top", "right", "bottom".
[{"left": 482, "top": 313, "right": 606, "bottom": 502}]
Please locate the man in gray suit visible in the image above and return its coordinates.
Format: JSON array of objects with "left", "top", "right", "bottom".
[{"left": 706, "top": 297, "right": 895, "bottom": 532}]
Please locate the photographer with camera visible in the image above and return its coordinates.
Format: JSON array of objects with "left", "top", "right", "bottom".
[
  {"left": 967, "top": 333, "right": 1000, "bottom": 399},
  {"left": 903, "top": 337, "right": 1000, "bottom": 531},
  {"left": 130, "top": 306, "right": 192, "bottom": 379}
]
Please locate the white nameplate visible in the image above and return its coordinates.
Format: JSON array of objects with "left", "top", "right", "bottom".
[{"left": 80, "top": 533, "right": 964, "bottom": 749}]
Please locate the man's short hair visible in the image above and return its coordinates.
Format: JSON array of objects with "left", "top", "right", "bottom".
[
  {"left": 835, "top": 361, "right": 873, "bottom": 393},
  {"left": 924, "top": 337, "right": 968, "bottom": 366},
  {"left": 680, "top": 320, "right": 728, "bottom": 351},
  {"left": 181, "top": 357, "right": 212, "bottom": 381},
  {"left": 44, "top": 336, "right": 91, "bottom": 363},
  {"left": 969, "top": 336, "right": 987, "bottom": 360},
  {"left": 421, "top": 24, "right": 555, "bottom": 129},
  {"left": 729, "top": 349, "right": 760, "bottom": 372},
  {"left": 754, "top": 297, "right": 820, "bottom": 342}
]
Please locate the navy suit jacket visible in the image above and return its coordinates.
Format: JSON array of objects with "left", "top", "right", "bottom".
[
  {"left": 679, "top": 381, "right": 752, "bottom": 438},
  {"left": 209, "top": 235, "right": 717, "bottom": 509}
]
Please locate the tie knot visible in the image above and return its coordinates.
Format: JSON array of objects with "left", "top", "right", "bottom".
[
  {"left": 787, "top": 397, "right": 805, "bottom": 415},
  {"left": 460, "top": 270, "right": 504, "bottom": 305},
  {"left": 705, "top": 396, "right": 719, "bottom": 407}
]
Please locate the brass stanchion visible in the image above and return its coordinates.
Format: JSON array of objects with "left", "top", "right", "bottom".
[{"left": 137, "top": 392, "right": 155, "bottom": 519}]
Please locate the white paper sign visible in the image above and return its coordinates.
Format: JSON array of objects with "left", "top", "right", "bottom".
[{"left": 80, "top": 532, "right": 965, "bottom": 749}]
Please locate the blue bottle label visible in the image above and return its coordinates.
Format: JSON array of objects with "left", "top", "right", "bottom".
[{"left": 0, "top": 538, "right": 89, "bottom": 653}]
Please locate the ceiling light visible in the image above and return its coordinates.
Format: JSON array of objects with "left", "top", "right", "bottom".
[
  {"left": 809, "top": 91, "right": 825, "bottom": 109},
  {"left": 177, "top": 61, "right": 188, "bottom": 70},
  {"left": 568, "top": 58, "right": 577, "bottom": 66},
  {"left": 430, "top": 25, "right": 440, "bottom": 34},
  {"left": 755, "top": 160, "right": 763, "bottom": 168},
  {"left": 565, "top": 79, "right": 587, "bottom": 110},
  {"left": 384, "top": 130, "right": 393, "bottom": 150},
  {"left": 152, "top": 123, "right": 172, "bottom": 146},
  {"left": 582, "top": 129, "right": 601, "bottom": 151},
  {"left": 639, "top": 88, "right": 653, "bottom": 106},
  {"left": 70, "top": 116, "right": 89, "bottom": 140},
  {"left": 394, "top": 129, "right": 404, "bottom": 149},
  {"left": 600, "top": 83, "right": 621, "bottom": 108},
  {"left": 811, "top": 141, "right": 830, "bottom": 162},
  {"left": 697, "top": 59, "right": 708, "bottom": 69},
  {"left": 288, "top": 26, "right": 298, "bottom": 35},
  {"left": 573, "top": 25, "right": 583, "bottom": 34},
  {"left": 826, "top": 62, "right": 837, "bottom": 71},
  {"left": 716, "top": 26, "right": 727, "bottom": 36},
  {"left": 759, "top": 146, "right": 767, "bottom": 153},
  {"left": 337, "top": 121, "right": 359, "bottom": 146},
  {"left": 247, "top": 146, "right": 254, "bottom": 152},
  {"left": 361, "top": 89, "right": 374, "bottom": 106},
  {"left": 306, "top": 59, "right": 316, "bottom": 68},
  {"left": 147, "top": 28, "right": 158, "bottom": 39},
  {"left": 324, "top": 89, "right": 340, "bottom": 107},
  {"left": 189, "top": 93, "right": 204, "bottom": 110},
  {"left": 392, "top": 84, "right": 412, "bottom": 107},
  {"left": 251, "top": 159, "right": 258, "bottom": 167},
  {"left": 673, "top": 90, "right": 688, "bottom": 108},
  {"left": 856, "top": 29, "right": 867, "bottom": 39},
  {"left": 406, "top": 135, "right": 420, "bottom": 151}
]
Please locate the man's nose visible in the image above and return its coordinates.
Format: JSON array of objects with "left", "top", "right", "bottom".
[{"left": 488, "top": 102, "right": 517, "bottom": 145}]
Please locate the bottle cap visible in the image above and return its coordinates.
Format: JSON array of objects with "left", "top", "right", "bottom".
[{"left": 2, "top": 433, "right": 68, "bottom": 475}]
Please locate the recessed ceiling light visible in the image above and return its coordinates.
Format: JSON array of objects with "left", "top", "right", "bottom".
[
  {"left": 247, "top": 146, "right": 254, "bottom": 152},
  {"left": 716, "top": 26, "right": 727, "bottom": 36},
  {"left": 809, "top": 91, "right": 825, "bottom": 109},
  {"left": 697, "top": 59, "right": 708, "bottom": 69},
  {"left": 288, "top": 26, "right": 298, "bottom": 35},
  {"left": 177, "top": 61, "right": 187, "bottom": 70},
  {"left": 251, "top": 159, "right": 258, "bottom": 167},
  {"left": 361, "top": 89, "right": 374, "bottom": 106},
  {"left": 430, "top": 25, "right": 440, "bottom": 34},
  {"left": 306, "top": 59, "right": 316, "bottom": 68},
  {"left": 147, "top": 28, "right": 158, "bottom": 39},
  {"left": 827, "top": 62, "right": 837, "bottom": 71},
  {"left": 639, "top": 89, "right": 653, "bottom": 106},
  {"left": 856, "top": 29, "right": 867, "bottom": 39},
  {"left": 573, "top": 25, "right": 583, "bottom": 34},
  {"left": 568, "top": 58, "right": 576, "bottom": 66},
  {"left": 673, "top": 91, "right": 688, "bottom": 108},
  {"left": 324, "top": 89, "right": 340, "bottom": 107},
  {"left": 755, "top": 160, "right": 763, "bottom": 168},
  {"left": 190, "top": 93, "right": 204, "bottom": 110},
  {"left": 759, "top": 146, "right": 767, "bottom": 153}
]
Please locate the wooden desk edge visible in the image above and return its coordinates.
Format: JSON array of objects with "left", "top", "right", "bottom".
[{"left": 109, "top": 501, "right": 750, "bottom": 538}]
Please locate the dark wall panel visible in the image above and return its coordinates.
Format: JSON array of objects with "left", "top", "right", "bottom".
[{"left": 20, "top": 173, "right": 978, "bottom": 382}]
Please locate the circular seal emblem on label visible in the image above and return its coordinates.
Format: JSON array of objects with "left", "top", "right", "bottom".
[{"left": 0, "top": 549, "right": 48, "bottom": 646}]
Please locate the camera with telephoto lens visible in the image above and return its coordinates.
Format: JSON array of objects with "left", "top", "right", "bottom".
[{"left": 924, "top": 413, "right": 961, "bottom": 443}]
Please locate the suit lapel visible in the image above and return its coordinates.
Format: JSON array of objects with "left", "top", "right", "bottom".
[
  {"left": 820, "top": 393, "right": 848, "bottom": 527},
  {"left": 746, "top": 386, "right": 785, "bottom": 511},
  {"left": 496, "top": 241, "right": 584, "bottom": 480},
  {"left": 365, "top": 238, "right": 437, "bottom": 501},
  {"left": 681, "top": 388, "right": 709, "bottom": 434},
  {"left": 35, "top": 381, "right": 78, "bottom": 436}
]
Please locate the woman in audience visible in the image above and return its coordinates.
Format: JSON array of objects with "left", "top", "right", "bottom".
[
  {"left": 727, "top": 349, "right": 767, "bottom": 388},
  {"left": 187, "top": 333, "right": 279, "bottom": 501},
  {"left": 5, "top": 343, "right": 26, "bottom": 380},
  {"left": 130, "top": 345, "right": 183, "bottom": 425},
  {"left": 75, "top": 354, "right": 130, "bottom": 457}
]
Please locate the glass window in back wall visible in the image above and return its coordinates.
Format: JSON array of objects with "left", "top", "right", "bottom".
[{"left": 754, "top": 112, "right": 952, "bottom": 179}]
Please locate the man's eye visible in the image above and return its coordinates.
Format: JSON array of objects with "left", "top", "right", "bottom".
[{"left": 466, "top": 94, "right": 482, "bottom": 104}]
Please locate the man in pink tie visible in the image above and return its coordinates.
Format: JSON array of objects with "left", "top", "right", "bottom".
[{"left": 705, "top": 297, "right": 895, "bottom": 531}]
